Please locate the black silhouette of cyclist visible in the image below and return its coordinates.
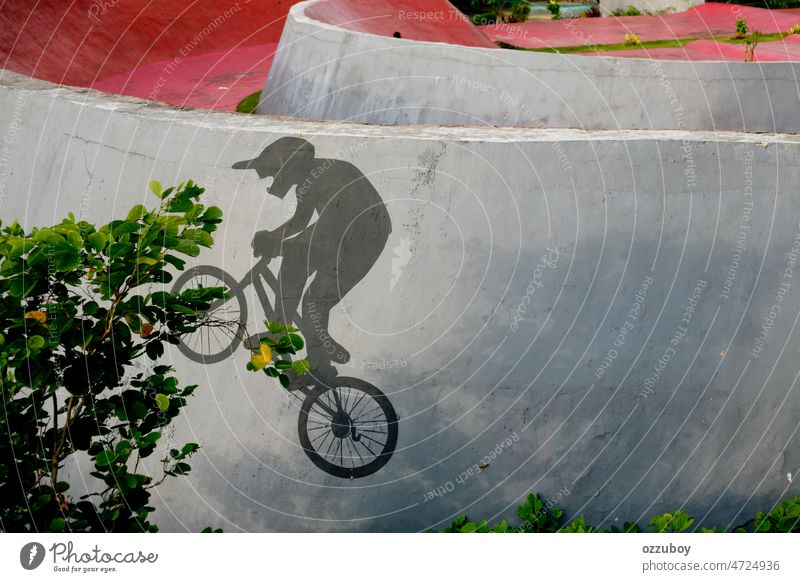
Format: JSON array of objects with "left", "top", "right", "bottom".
[{"left": 233, "top": 137, "right": 392, "bottom": 372}]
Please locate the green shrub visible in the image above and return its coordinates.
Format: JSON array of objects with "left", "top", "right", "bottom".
[
  {"left": 736, "top": 15, "right": 749, "bottom": 38},
  {"left": 649, "top": 510, "right": 694, "bottom": 532},
  {"left": 752, "top": 496, "right": 800, "bottom": 532},
  {"left": 440, "top": 493, "right": 800, "bottom": 533},
  {"left": 612, "top": 6, "right": 642, "bottom": 16},
  {"left": 547, "top": 0, "right": 561, "bottom": 21},
  {"left": 452, "top": 0, "right": 530, "bottom": 24},
  {"left": 0, "top": 180, "right": 227, "bottom": 532}
]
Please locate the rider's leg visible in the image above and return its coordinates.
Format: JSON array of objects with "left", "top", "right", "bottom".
[{"left": 302, "top": 230, "right": 389, "bottom": 366}]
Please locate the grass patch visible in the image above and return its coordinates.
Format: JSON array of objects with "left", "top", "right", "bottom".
[
  {"left": 236, "top": 91, "right": 261, "bottom": 114},
  {"left": 523, "top": 31, "right": 796, "bottom": 54},
  {"left": 529, "top": 38, "right": 692, "bottom": 54}
]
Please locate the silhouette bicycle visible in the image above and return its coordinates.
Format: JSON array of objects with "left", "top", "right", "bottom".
[{"left": 171, "top": 259, "right": 398, "bottom": 479}]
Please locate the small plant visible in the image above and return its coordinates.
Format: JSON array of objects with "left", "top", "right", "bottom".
[
  {"left": 236, "top": 91, "right": 261, "bottom": 114},
  {"left": 547, "top": 0, "right": 561, "bottom": 20},
  {"left": 625, "top": 32, "right": 642, "bottom": 46},
  {"left": 789, "top": 24, "right": 800, "bottom": 35},
  {"left": 515, "top": 492, "right": 564, "bottom": 532},
  {"left": 560, "top": 516, "right": 599, "bottom": 533},
  {"left": 736, "top": 15, "right": 749, "bottom": 39},
  {"left": 246, "top": 321, "right": 309, "bottom": 389},
  {"left": 649, "top": 510, "right": 694, "bottom": 532},
  {"left": 744, "top": 30, "right": 761, "bottom": 62}
]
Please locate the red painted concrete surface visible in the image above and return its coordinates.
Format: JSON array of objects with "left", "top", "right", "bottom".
[
  {"left": 484, "top": 3, "right": 800, "bottom": 50},
  {"left": 0, "top": 0, "right": 297, "bottom": 111},
  {"left": 0, "top": 0, "right": 494, "bottom": 111}
]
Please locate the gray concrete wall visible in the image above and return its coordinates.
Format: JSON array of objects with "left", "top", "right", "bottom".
[
  {"left": 2, "top": 70, "right": 800, "bottom": 531},
  {"left": 261, "top": 1, "right": 800, "bottom": 133}
]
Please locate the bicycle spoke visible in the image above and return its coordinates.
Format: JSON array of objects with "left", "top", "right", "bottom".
[
  {"left": 358, "top": 433, "right": 387, "bottom": 448},
  {"left": 354, "top": 427, "right": 387, "bottom": 435},
  {"left": 353, "top": 398, "right": 383, "bottom": 420},
  {"left": 311, "top": 430, "right": 332, "bottom": 447},
  {"left": 323, "top": 433, "right": 337, "bottom": 458},
  {"left": 348, "top": 391, "right": 368, "bottom": 417},
  {"left": 309, "top": 407, "right": 334, "bottom": 423},
  {"left": 356, "top": 408, "right": 385, "bottom": 422},
  {"left": 357, "top": 437, "right": 376, "bottom": 457},
  {"left": 350, "top": 437, "right": 365, "bottom": 465},
  {"left": 344, "top": 438, "right": 355, "bottom": 468}
]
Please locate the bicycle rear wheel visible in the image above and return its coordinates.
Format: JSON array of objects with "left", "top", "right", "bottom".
[{"left": 298, "top": 377, "right": 398, "bottom": 479}]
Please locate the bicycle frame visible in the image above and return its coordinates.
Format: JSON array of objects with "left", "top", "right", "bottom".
[{"left": 235, "top": 257, "right": 341, "bottom": 406}]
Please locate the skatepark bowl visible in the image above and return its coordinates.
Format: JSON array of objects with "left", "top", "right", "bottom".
[{"left": 1, "top": 0, "right": 800, "bottom": 531}]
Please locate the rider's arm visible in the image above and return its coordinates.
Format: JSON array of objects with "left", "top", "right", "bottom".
[{"left": 275, "top": 198, "right": 317, "bottom": 240}]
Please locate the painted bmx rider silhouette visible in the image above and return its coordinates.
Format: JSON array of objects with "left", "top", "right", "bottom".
[
  {"left": 232, "top": 137, "right": 392, "bottom": 374},
  {"left": 171, "top": 138, "right": 398, "bottom": 479}
]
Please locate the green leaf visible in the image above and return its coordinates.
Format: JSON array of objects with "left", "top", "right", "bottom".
[
  {"left": 274, "top": 360, "right": 292, "bottom": 370},
  {"left": 181, "top": 443, "right": 200, "bottom": 455},
  {"left": 162, "top": 254, "right": 186, "bottom": 270},
  {"left": 173, "top": 239, "right": 200, "bottom": 257},
  {"left": 142, "top": 431, "right": 161, "bottom": 445},
  {"left": 127, "top": 204, "right": 148, "bottom": 221},
  {"left": 88, "top": 232, "right": 107, "bottom": 252},
  {"left": 155, "top": 393, "right": 170, "bottom": 412},
  {"left": 288, "top": 333, "right": 304, "bottom": 350},
  {"left": 27, "top": 335, "right": 45, "bottom": 350},
  {"left": 111, "top": 221, "right": 140, "bottom": 238},
  {"left": 267, "top": 321, "right": 286, "bottom": 334},
  {"left": 279, "top": 374, "right": 291, "bottom": 389},
  {"left": 49, "top": 517, "right": 66, "bottom": 531},
  {"left": 95, "top": 450, "right": 117, "bottom": 467},
  {"left": 183, "top": 229, "right": 214, "bottom": 247},
  {"left": 291, "top": 359, "right": 310, "bottom": 376},
  {"left": 149, "top": 180, "right": 164, "bottom": 199},
  {"left": 167, "top": 198, "right": 194, "bottom": 213},
  {"left": 203, "top": 206, "right": 223, "bottom": 221},
  {"left": 9, "top": 276, "right": 37, "bottom": 298}
]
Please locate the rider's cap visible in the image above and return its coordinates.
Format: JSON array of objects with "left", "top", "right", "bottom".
[{"left": 232, "top": 137, "right": 315, "bottom": 172}]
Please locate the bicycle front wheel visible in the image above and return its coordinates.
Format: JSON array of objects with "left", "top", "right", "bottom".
[
  {"left": 298, "top": 377, "right": 398, "bottom": 479},
  {"left": 171, "top": 265, "right": 247, "bottom": 364}
]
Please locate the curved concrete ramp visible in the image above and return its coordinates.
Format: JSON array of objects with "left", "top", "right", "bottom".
[
  {"left": 261, "top": 1, "right": 800, "bottom": 132},
  {"left": 2, "top": 72, "right": 800, "bottom": 531},
  {"left": 306, "top": 0, "right": 496, "bottom": 47}
]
